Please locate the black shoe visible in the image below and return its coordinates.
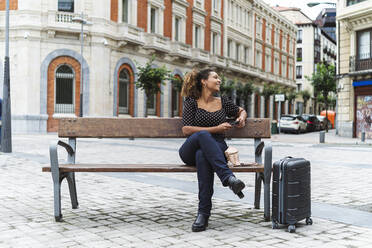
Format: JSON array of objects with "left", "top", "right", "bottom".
[
  {"left": 227, "top": 176, "right": 245, "bottom": 199},
  {"left": 192, "top": 213, "right": 209, "bottom": 232}
]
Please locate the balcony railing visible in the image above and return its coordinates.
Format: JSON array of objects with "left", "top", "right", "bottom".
[
  {"left": 350, "top": 55, "right": 372, "bottom": 72},
  {"left": 55, "top": 12, "right": 79, "bottom": 23}
]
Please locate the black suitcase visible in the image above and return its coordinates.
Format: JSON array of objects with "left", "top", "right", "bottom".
[{"left": 272, "top": 157, "right": 312, "bottom": 233}]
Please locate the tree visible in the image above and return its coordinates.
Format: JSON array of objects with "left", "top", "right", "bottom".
[
  {"left": 286, "top": 88, "right": 297, "bottom": 114},
  {"left": 236, "top": 81, "right": 255, "bottom": 111},
  {"left": 261, "top": 83, "right": 279, "bottom": 118},
  {"left": 306, "top": 63, "right": 336, "bottom": 131},
  {"left": 135, "top": 56, "right": 173, "bottom": 116},
  {"left": 219, "top": 76, "right": 235, "bottom": 99},
  {"left": 300, "top": 90, "right": 311, "bottom": 114}
]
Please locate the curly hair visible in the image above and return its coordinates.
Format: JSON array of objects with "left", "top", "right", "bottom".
[{"left": 181, "top": 69, "right": 214, "bottom": 98}]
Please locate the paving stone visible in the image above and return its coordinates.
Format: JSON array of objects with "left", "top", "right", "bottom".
[{"left": 0, "top": 133, "right": 372, "bottom": 247}]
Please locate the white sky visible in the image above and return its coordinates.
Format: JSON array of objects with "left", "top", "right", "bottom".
[{"left": 261, "top": 0, "right": 337, "bottom": 20}]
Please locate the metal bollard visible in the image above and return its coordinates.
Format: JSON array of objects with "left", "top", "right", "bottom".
[
  {"left": 361, "top": 132, "right": 366, "bottom": 142},
  {"left": 319, "top": 131, "right": 325, "bottom": 143}
]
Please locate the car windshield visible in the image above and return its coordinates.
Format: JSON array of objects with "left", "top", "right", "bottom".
[
  {"left": 302, "top": 115, "right": 309, "bottom": 121},
  {"left": 281, "top": 116, "right": 296, "bottom": 121}
]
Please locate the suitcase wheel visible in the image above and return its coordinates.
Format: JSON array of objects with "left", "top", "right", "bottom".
[
  {"left": 272, "top": 220, "right": 279, "bottom": 229},
  {"left": 288, "top": 225, "right": 296, "bottom": 233},
  {"left": 306, "top": 217, "right": 313, "bottom": 225}
]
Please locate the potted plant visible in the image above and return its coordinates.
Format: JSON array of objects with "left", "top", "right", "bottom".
[{"left": 135, "top": 56, "right": 174, "bottom": 116}]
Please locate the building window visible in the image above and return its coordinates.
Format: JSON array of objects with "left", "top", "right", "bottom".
[
  {"left": 236, "top": 44, "right": 240, "bottom": 61},
  {"left": 275, "top": 29, "right": 279, "bottom": 47},
  {"left": 175, "top": 17, "right": 180, "bottom": 41},
  {"left": 265, "top": 54, "right": 271, "bottom": 72},
  {"left": 244, "top": 47, "right": 249, "bottom": 64},
  {"left": 118, "top": 68, "right": 130, "bottom": 114},
  {"left": 297, "top": 30, "right": 302, "bottom": 43},
  {"left": 266, "top": 24, "right": 271, "bottom": 43},
  {"left": 55, "top": 65, "right": 74, "bottom": 114},
  {"left": 227, "top": 39, "right": 232, "bottom": 58},
  {"left": 355, "top": 28, "right": 372, "bottom": 71},
  {"left": 122, "top": 0, "right": 128, "bottom": 23},
  {"left": 347, "top": 0, "right": 367, "bottom": 6},
  {"left": 357, "top": 29, "right": 371, "bottom": 60},
  {"left": 282, "top": 34, "right": 287, "bottom": 51},
  {"left": 297, "top": 48, "right": 302, "bottom": 62},
  {"left": 282, "top": 61, "right": 287, "bottom": 77},
  {"left": 256, "top": 50, "right": 261, "bottom": 68},
  {"left": 172, "top": 79, "right": 181, "bottom": 117},
  {"left": 212, "top": 32, "right": 218, "bottom": 54},
  {"left": 150, "top": 7, "right": 157, "bottom": 33},
  {"left": 58, "top": 0, "right": 74, "bottom": 12},
  {"left": 213, "top": 0, "right": 221, "bottom": 14},
  {"left": 274, "top": 58, "right": 279, "bottom": 74},
  {"left": 194, "top": 25, "right": 200, "bottom": 48},
  {"left": 147, "top": 94, "right": 156, "bottom": 115},
  {"left": 195, "top": 0, "right": 204, "bottom": 9},
  {"left": 296, "top": 66, "right": 302, "bottom": 79}
]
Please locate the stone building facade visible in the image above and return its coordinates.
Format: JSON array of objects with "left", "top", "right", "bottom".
[
  {"left": 275, "top": 6, "right": 337, "bottom": 115},
  {"left": 0, "top": 0, "right": 296, "bottom": 132},
  {"left": 337, "top": 0, "right": 372, "bottom": 138}
]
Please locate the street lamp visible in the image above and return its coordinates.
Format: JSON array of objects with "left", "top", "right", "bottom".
[
  {"left": 1, "top": 0, "right": 12, "bottom": 153},
  {"left": 72, "top": 12, "right": 92, "bottom": 117}
]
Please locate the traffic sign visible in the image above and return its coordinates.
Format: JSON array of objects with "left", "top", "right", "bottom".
[{"left": 275, "top": 94, "right": 285, "bottom": 102}]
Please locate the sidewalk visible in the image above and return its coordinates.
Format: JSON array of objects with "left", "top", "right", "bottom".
[
  {"left": 0, "top": 132, "right": 371, "bottom": 247},
  {"left": 271, "top": 129, "right": 372, "bottom": 145}
]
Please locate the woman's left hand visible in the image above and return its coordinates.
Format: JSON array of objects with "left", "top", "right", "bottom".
[{"left": 236, "top": 116, "right": 246, "bottom": 128}]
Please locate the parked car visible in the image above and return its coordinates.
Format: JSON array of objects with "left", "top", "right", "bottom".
[
  {"left": 302, "top": 114, "right": 321, "bottom": 132},
  {"left": 279, "top": 115, "right": 307, "bottom": 134},
  {"left": 316, "top": 115, "right": 332, "bottom": 130}
]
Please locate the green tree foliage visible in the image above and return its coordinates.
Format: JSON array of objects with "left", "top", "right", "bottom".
[
  {"left": 236, "top": 81, "right": 255, "bottom": 110},
  {"left": 135, "top": 56, "right": 173, "bottom": 99},
  {"left": 286, "top": 88, "right": 297, "bottom": 104},
  {"left": 300, "top": 90, "right": 311, "bottom": 114},
  {"left": 172, "top": 76, "right": 183, "bottom": 93},
  {"left": 306, "top": 63, "right": 336, "bottom": 131},
  {"left": 261, "top": 83, "right": 279, "bottom": 100},
  {"left": 220, "top": 76, "right": 235, "bottom": 98}
]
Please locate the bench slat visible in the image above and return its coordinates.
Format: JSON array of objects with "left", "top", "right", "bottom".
[
  {"left": 42, "top": 163, "right": 264, "bottom": 173},
  {"left": 58, "top": 118, "right": 271, "bottom": 139}
]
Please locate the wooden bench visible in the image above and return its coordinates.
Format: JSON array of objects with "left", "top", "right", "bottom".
[{"left": 42, "top": 118, "right": 272, "bottom": 222}]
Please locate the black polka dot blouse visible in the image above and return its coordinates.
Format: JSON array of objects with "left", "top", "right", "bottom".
[{"left": 182, "top": 95, "right": 240, "bottom": 138}]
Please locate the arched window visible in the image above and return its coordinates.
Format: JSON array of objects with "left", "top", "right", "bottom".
[
  {"left": 171, "top": 76, "right": 183, "bottom": 117},
  {"left": 55, "top": 65, "right": 74, "bottom": 113},
  {"left": 118, "top": 68, "right": 130, "bottom": 114},
  {"left": 58, "top": 0, "right": 74, "bottom": 13},
  {"left": 147, "top": 94, "right": 157, "bottom": 116}
]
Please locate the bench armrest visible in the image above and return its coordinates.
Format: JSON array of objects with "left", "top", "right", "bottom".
[{"left": 49, "top": 140, "right": 75, "bottom": 181}]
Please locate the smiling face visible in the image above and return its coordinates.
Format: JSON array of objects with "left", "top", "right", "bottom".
[{"left": 201, "top": 71, "right": 221, "bottom": 93}]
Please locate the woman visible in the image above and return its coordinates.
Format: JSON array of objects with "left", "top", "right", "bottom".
[{"left": 179, "top": 69, "right": 248, "bottom": 232}]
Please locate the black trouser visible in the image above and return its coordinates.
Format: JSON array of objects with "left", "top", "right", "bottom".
[{"left": 179, "top": 131, "right": 234, "bottom": 216}]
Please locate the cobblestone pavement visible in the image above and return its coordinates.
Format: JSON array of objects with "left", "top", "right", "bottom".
[{"left": 0, "top": 131, "right": 372, "bottom": 247}]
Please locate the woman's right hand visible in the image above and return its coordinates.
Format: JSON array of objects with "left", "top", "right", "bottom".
[{"left": 216, "top": 122, "right": 232, "bottom": 133}]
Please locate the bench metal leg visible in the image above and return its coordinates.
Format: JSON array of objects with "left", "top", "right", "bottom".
[
  {"left": 254, "top": 172, "right": 263, "bottom": 209},
  {"left": 254, "top": 138, "right": 263, "bottom": 209},
  {"left": 50, "top": 142, "right": 63, "bottom": 221},
  {"left": 66, "top": 172, "right": 79, "bottom": 209},
  {"left": 53, "top": 180, "right": 63, "bottom": 222},
  {"left": 263, "top": 144, "right": 272, "bottom": 221}
]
